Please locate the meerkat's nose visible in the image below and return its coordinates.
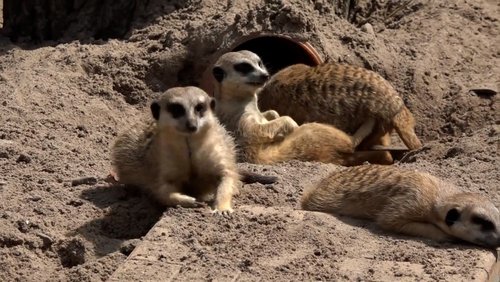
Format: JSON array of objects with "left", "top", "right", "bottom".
[
  {"left": 186, "top": 121, "right": 198, "bottom": 132},
  {"left": 260, "top": 73, "right": 269, "bottom": 81}
]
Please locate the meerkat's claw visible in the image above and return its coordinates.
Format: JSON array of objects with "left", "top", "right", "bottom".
[{"left": 211, "top": 208, "right": 234, "bottom": 217}]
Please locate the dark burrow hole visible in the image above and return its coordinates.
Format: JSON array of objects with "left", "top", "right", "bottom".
[{"left": 232, "top": 36, "right": 321, "bottom": 75}]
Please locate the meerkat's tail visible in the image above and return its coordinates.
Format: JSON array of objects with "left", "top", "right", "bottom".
[
  {"left": 344, "top": 151, "right": 394, "bottom": 166},
  {"left": 393, "top": 107, "right": 423, "bottom": 150},
  {"left": 239, "top": 169, "right": 278, "bottom": 184}
]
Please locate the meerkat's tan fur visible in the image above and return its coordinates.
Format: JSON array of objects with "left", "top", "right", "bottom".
[
  {"left": 258, "top": 63, "right": 423, "bottom": 163},
  {"left": 112, "top": 86, "right": 238, "bottom": 215},
  {"left": 212, "top": 50, "right": 380, "bottom": 166},
  {"left": 301, "top": 165, "right": 500, "bottom": 248}
]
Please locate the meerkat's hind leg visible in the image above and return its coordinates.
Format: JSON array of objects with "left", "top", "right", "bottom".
[
  {"left": 351, "top": 118, "right": 376, "bottom": 148},
  {"left": 155, "top": 184, "right": 203, "bottom": 208}
]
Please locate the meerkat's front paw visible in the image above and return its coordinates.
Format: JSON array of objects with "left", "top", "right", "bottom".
[
  {"left": 212, "top": 208, "right": 234, "bottom": 217},
  {"left": 281, "top": 116, "right": 299, "bottom": 134},
  {"left": 262, "top": 110, "right": 280, "bottom": 120},
  {"left": 286, "top": 116, "right": 299, "bottom": 129}
]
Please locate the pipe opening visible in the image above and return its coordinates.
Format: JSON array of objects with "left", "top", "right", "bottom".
[{"left": 232, "top": 35, "right": 322, "bottom": 75}]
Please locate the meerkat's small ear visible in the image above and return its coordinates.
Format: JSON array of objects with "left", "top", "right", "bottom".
[
  {"left": 150, "top": 102, "right": 161, "bottom": 120},
  {"left": 209, "top": 98, "right": 216, "bottom": 110},
  {"left": 212, "top": 66, "right": 225, "bottom": 82},
  {"left": 445, "top": 208, "right": 461, "bottom": 226}
]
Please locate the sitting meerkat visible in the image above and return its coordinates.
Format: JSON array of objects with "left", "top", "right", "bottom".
[
  {"left": 258, "top": 63, "right": 423, "bottom": 164},
  {"left": 211, "top": 50, "right": 382, "bottom": 166},
  {"left": 301, "top": 165, "right": 500, "bottom": 248},
  {"left": 112, "top": 86, "right": 240, "bottom": 215}
]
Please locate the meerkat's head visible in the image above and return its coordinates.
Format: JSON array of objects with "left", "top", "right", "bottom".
[
  {"left": 212, "top": 50, "right": 269, "bottom": 100},
  {"left": 439, "top": 193, "right": 500, "bottom": 248},
  {"left": 150, "top": 86, "right": 216, "bottom": 135}
]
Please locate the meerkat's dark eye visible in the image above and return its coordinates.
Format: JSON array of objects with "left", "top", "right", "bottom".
[
  {"left": 212, "top": 66, "right": 225, "bottom": 82},
  {"left": 445, "top": 208, "right": 460, "bottom": 226},
  {"left": 258, "top": 60, "right": 264, "bottom": 68},
  {"left": 194, "top": 103, "right": 206, "bottom": 115},
  {"left": 166, "top": 103, "right": 185, "bottom": 119},
  {"left": 234, "top": 62, "right": 254, "bottom": 75},
  {"left": 471, "top": 215, "right": 495, "bottom": 231}
]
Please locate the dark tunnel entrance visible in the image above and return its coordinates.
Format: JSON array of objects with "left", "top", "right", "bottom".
[{"left": 232, "top": 36, "right": 322, "bottom": 75}]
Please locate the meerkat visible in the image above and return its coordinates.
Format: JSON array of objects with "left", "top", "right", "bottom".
[
  {"left": 211, "top": 50, "right": 382, "bottom": 166},
  {"left": 258, "top": 63, "right": 423, "bottom": 164},
  {"left": 301, "top": 165, "right": 500, "bottom": 248},
  {"left": 111, "top": 86, "right": 240, "bottom": 215}
]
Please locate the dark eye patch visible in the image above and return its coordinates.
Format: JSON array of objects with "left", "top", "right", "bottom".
[
  {"left": 166, "top": 103, "right": 185, "bottom": 119},
  {"left": 194, "top": 103, "right": 206, "bottom": 116},
  {"left": 234, "top": 62, "right": 254, "bottom": 75},
  {"left": 471, "top": 216, "right": 495, "bottom": 231},
  {"left": 445, "top": 208, "right": 460, "bottom": 226}
]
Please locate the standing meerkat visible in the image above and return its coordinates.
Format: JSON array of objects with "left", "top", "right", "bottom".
[
  {"left": 112, "top": 86, "right": 239, "bottom": 215},
  {"left": 301, "top": 165, "right": 500, "bottom": 248},
  {"left": 211, "top": 50, "right": 382, "bottom": 166},
  {"left": 258, "top": 63, "right": 423, "bottom": 163}
]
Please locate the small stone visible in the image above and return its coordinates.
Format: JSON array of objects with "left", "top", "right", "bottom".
[
  {"left": 17, "top": 220, "right": 30, "bottom": 233},
  {"left": 57, "top": 238, "right": 86, "bottom": 268},
  {"left": 67, "top": 200, "right": 83, "bottom": 207},
  {"left": 361, "top": 23, "right": 375, "bottom": 35},
  {"left": 120, "top": 239, "right": 139, "bottom": 256},
  {"left": 71, "top": 176, "right": 98, "bottom": 186},
  {"left": 16, "top": 154, "right": 32, "bottom": 163},
  {"left": 444, "top": 147, "right": 464, "bottom": 159},
  {"left": 30, "top": 196, "right": 42, "bottom": 202},
  {"left": 36, "top": 232, "right": 54, "bottom": 247}
]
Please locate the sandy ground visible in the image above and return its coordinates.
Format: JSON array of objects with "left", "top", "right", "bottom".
[{"left": 0, "top": 0, "right": 498, "bottom": 281}]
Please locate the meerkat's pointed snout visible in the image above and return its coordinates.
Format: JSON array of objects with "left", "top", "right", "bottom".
[
  {"left": 257, "top": 73, "right": 269, "bottom": 84},
  {"left": 185, "top": 120, "right": 198, "bottom": 133}
]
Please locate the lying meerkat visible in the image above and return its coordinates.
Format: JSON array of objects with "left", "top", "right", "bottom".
[
  {"left": 112, "top": 86, "right": 240, "bottom": 215},
  {"left": 258, "top": 63, "right": 423, "bottom": 164},
  {"left": 211, "top": 50, "right": 382, "bottom": 166},
  {"left": 301, "top": 165, "right": 500, "bottom": 248}
]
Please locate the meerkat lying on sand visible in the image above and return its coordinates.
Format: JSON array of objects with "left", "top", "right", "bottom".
[
  {"left": 301, "top": 165, "right": 500, "bottom": 248},
  {"left": 112, "top": 86, "right": 242, "bottom": 215},
  {"left": 211, "top": 50, "right": 381, "bottom": 166},
  {"left": 258, "top": 63, "right": 423, "bottom": 164}
]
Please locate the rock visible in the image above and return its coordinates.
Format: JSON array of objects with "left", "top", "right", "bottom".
[
  {"left": 71, "top": 176, "right": 98, "bottom": 186},
  {"left": 56, "top": 238, "right": 86, "bottom": 268},
  {"left": 361, "top": 23, "right": 375, "bottom": 35},
  {"left": 16, "top": 154, "right": 32, "bottom": 163}
]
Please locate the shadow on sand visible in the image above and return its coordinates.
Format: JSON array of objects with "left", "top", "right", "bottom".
[{"left": 74, "top": 184, "right": 163, "bottom": 256}]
